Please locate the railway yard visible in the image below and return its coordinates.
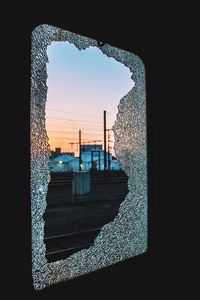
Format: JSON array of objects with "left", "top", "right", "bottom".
[{"left": 44, "top": 171, "right": 128, "bottom": 261}]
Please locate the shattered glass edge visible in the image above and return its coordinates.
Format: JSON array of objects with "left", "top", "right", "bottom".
[{"left": 31, "top": 24, "right": 147, "bottom": 290}]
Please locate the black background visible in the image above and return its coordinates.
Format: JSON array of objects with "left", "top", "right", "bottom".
[{"left": 4, "top": 6, "right": 197, "bottom": 299}]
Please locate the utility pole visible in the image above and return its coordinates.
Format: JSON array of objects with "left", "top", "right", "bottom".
[
  {"left": 108, "top": 129, "right": 111, "bottom": 172},
  {"left": 79, "top": 129, "right": 81, "bottom": 171},
  {"left": 98, "top": 150, "right": 101, "bottom": 171},
  {"left": 104, "top": 110, "right": 107, "bottom": 171}
]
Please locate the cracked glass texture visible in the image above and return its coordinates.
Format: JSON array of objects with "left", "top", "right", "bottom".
[{"left": 31, "top": 24, "right": 147, "bottom": 290}]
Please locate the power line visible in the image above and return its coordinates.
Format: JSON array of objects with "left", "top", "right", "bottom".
[
  {"left": 47, "top": 130, "right": 104, "bottom": 136},
  {"left": 47, "top": 130, "right": 78, "bottom": 133},
  {"left": 49, "top": 136, "right": 94, "bottom": 140},
  {"left": 46, "top": 122, "right": 102, "bottom": 127},
  {"left": 47, "top": 109, "right": 102, "bottom": 119},
  {"left": 46, "top": 117, "right": 114, "bottom": 128},
  {"left": 82, "top": 132, "right": 103, "bottom": 136},
  {"left": 46, "top": 126, "right": 103, "bottom": 132},
  {"left": 46, "top": 117, "right": 103, "bottom": 124}
]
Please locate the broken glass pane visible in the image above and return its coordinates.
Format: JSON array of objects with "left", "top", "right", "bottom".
[{"left": 31, "top": 24, "right": 147, "bottom": 290}]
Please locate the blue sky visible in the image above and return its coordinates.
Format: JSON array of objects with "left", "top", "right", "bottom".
[{"left": 46, "top": 41, "right": 134, "bottom": 153}]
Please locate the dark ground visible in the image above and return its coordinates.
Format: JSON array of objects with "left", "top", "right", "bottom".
[{"left": 44, "top": 179, "right": 128, "bottom": 237}]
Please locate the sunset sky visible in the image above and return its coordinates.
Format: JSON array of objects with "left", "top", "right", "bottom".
[{"left": 46, "top": 41, "right": 134, "bottom": 156}]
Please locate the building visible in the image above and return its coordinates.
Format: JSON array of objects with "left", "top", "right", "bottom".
[
  {"left": 48, "top": 154, "right": 79, "bottom": 172},
  {"left": 80, "top": 144, "right": 102, "bottom": 152},
  {"left": 62, "top": 152, "right": 75, "bottom": 156},
  {"left": 48, "top": 145, "right": 121, "bottom": 172},
  {"left": 80, "top": 146, "right": 121, "bottom": 171},
  {"left": 50, "top": 148, "right": 74, "bottom": 159},
  {"left": 110, "top": 159, "right": 121, "bottom": 170},
  {"left": 50, "top": 148, "right": 62, "bottom": 159}
]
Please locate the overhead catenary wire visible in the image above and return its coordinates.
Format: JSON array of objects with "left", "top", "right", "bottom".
[
  {"left": 47, "top": 108, "right": 102, "bottom": 119},
  {"left": 47, "top": 111, "right": 115, "bottom": 155},
  {"left": 47, "top": 116, "right": 103, "bottom": 125},
  {"left": 47, "top": 130, "right": 104, "bottom": 136}
]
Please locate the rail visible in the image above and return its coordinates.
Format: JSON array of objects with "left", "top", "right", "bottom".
[{"left": 45, "top": 227, "right": 101, "bottom": 262}]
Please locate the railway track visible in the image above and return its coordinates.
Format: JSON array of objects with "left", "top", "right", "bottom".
[
  {"left": 44, "top": 227, "right": 101, "bottom": 262},
  {"left": 49, "top": 176, "right": 128, "bottom": 187}
]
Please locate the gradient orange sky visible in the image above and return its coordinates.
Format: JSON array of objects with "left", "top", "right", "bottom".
[{"left": 46, "top": 41, "right": 134, "bottom": 156}]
